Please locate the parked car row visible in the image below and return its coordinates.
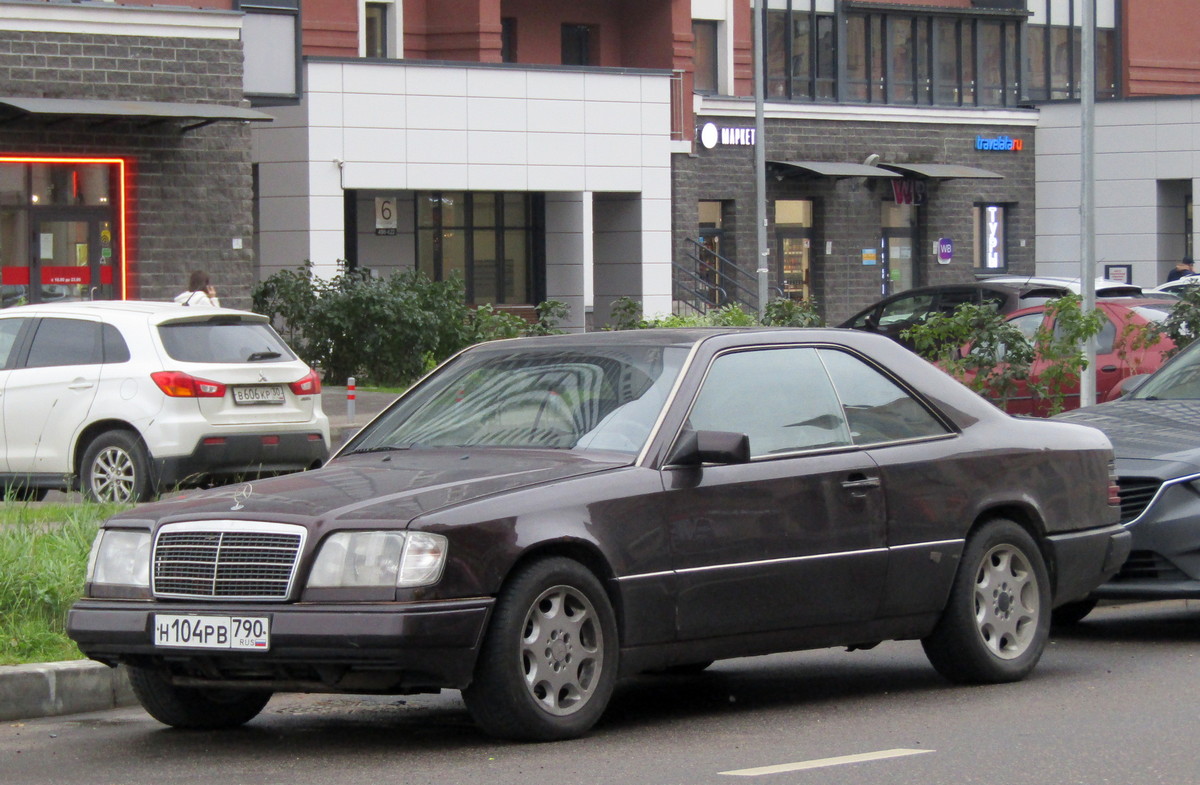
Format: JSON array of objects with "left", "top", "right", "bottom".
[
  {"left": 68, "top": 328, "right": 1130, "bottom": 741},
  {"left": 0, "top": 302, "right": 329, "bottom": 503}
]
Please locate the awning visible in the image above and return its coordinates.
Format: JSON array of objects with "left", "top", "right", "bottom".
[
  {"left": 769, "top": 160, "right": 901, "bottom": 179},
  {"left": 879, "top": 163, "right": 1003, "bottom": 180},
  {"left": 0, "top": 96, "right": 273, "bottom": 132}
]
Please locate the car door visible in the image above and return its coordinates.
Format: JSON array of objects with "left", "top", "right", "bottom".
[
  {"left": 815, "top": 348, "right": 964, "bottom": 619},
  {"left": 3, "top": 317, "right": 103, "bottom": 474},
  {"left": 663, "top": 345, "right": 888, "bottom": 639},
  {"left": 0, "top": 316, "right": 31, "bottom": 473}
]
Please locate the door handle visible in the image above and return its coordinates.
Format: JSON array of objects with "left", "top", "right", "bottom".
[
  {"left": 1100, "top": 365, "right": 1117, "bottom": 373},
  {"left": 841, "top": 475, "right": 881, "bottom": 491},
  {"left": 68, "top": 381, "right": 94, "bottom": 390}
]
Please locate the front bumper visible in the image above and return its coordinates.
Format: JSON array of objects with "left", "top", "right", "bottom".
[
  {"left": 67, "top": 597, "right": 493, "bottom": 693},
  {"left": 155, "top": 431, "right": 329, "bottom": 488},
  {"left": 1044, "top": 523, "right": 1132, "bottom": 605}
]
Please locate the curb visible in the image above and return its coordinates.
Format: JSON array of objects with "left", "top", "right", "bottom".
[{"left": 0, "top": 661, "right": 135, "bottom": 722}]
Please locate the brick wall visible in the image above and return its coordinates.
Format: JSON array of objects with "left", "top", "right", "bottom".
[
  {"left": 674, "top": 116, "right": 1036, "bottom": 325},
  {"left": 0, "top": 29, "right": 257, "bottom": 308}
]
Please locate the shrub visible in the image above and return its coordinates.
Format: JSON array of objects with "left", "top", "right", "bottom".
[
  {"left": 252, "top": 265, "right": 568, "bottom": 387},
  {"left": 605, "top": 296, "right": 824, "bottom": 330}
]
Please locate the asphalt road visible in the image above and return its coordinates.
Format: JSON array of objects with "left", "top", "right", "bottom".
[{"left": 4, "top": 600, "right": 1199, "bottom": 785}]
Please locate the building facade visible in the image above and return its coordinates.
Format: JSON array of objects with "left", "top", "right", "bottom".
[{"left": 0, "top": 0, "right": 266, "bottom": 309}]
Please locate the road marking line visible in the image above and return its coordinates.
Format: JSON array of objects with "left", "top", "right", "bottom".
[{"left": 720, "top": 748, "right": 934, "bottom": 777}]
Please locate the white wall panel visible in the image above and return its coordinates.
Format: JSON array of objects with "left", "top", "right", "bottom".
[
  {"left": 467, "top": 164, "right": 529, "bottom": 191},
  {"left": 343, "top": 93, "right": 406, "bottom": 128},
  {"left": 406, "top": 95, "right": 468, "bottom": 130},
  {"left": 467, "top": 67, "right": 527, "bottom": 99},
  {"left": 527, "top": 99, "right": 588, "bottom": 133},
  {"left": 468, "top": 98, "right": 528, "bottom": 132},
  {"left": 405, "top": 66, "right": 468, "bottom": 96},
  {"left": 468, "top": 131, "right": 528, "bottom": 165},
  {"left": 406, "top": 129, "right": 469, "bottom": 164}
]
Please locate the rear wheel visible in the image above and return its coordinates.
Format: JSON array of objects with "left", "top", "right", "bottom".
[
  {"left": 81, "top": 430, "right": 153, "bottom": 503},
  {"left": 463, "top": 557, "right": 618, "bottom": 741},
  {"left": 127, "top": 666, "right": 272, "bottom": 729},
  {"left": 922, "top": 519, "right": 1050, "bottom": 684}
]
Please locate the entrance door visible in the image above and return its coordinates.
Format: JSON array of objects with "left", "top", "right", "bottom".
[
  {"left": 881, "top": 229, "right": 915, "bottom": 297},
  {"left": 777, "top": 230, "right": 812, "bottom": 300},
  {"left": 29, "top": 212, "right": 116, "bottom": 304}
]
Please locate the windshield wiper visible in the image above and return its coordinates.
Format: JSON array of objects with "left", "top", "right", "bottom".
[
  {"left": 246, "top": 351, "right": 283, "bottom": 362},
  {"left": 345, "top": 445, "right": 411, "bottom": 455}
]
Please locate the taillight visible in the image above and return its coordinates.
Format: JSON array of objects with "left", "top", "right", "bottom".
[
  {"left": 151, "top": 371, "right": 227, "bottom": 398},
  {"left": 289, "top": 369, "right": 322, "bottom": 396}
]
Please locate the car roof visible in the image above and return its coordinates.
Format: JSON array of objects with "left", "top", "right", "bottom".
[
  {"left": 980, "top": 275, "right": 1143, "bottom": 295},
  {"left": 0, "top": 300, "right": 269, "bottom": 325}
]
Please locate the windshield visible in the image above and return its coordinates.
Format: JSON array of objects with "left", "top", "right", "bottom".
[
  {"left": 349, "top": 344, "right": 690, "bottom": 454},
  {"left": 1132, "top": 340, "right": 1200, "bottom": 401}
]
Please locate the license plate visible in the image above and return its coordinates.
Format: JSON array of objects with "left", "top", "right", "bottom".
[
  {"left": 154, "top": 614, "right": 270, "bottom": 650},
  {"left": 233, "top": 385, "right": 285, "bottom": 405}
]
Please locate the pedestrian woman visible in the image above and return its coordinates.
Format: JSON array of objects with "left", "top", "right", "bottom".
[{"left": 174, "top": 270, "right": 220, "bottom": 307}]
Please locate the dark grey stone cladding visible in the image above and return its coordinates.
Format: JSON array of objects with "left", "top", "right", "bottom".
[
  {"left": 0, "top": 28, "right": 257, "bottom": 308},
  {"left": 673, "top": 114, "right": 1036, "bottom": 325}
]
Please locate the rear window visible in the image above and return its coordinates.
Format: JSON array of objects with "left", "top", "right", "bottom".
[{"left": 158, "top": 320, "right": 296, "bottom": 364}]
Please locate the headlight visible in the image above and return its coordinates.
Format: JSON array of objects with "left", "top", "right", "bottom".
[
  {"left": 309, "top": 531, "right": 448, "bottom": 589},
  {"left": 87, "top": 530, "right": 151, "bottom": 587}
]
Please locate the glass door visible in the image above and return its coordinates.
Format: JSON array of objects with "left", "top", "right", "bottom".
[
  {"left": 30, "top": 212, "right": 116, "bottom": 304},
  {"left": 777, "top": 232, "right": 812, "bottom": 300},
  {"left": 881, "top": 229, "right": 915, "bottom": 296}
]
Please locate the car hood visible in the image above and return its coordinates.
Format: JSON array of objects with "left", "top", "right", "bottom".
[
  {"left": 116, "top": 449, "right": 632, "bottom": 525},
  {"left": 1058, "top": 399, "right": 1200, "bottom": 475}
]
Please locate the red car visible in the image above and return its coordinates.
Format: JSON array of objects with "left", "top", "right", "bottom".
[{"left": 980, "top": 299, "right": 1176, "bottom": 416}]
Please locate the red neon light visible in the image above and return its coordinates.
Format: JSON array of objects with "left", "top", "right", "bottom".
[{"left": 0, "top": 156, "right": 129, "bottom": 299}]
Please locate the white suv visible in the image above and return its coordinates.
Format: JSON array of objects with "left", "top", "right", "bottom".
[{"left": 0, "top": 301, "right": 329, "bottom": 503}]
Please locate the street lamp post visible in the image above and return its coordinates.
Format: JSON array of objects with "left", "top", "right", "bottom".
[
  {"left": 753, "top": 0, "right": 768, "bottom": 318},
  {"left": 1080, "top": 0, "right": 1097, "bottom": 407}
]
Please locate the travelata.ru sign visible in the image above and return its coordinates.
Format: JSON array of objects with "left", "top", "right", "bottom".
[{"left": 975, "top": 135, "right": 1023, "bottom": 152}]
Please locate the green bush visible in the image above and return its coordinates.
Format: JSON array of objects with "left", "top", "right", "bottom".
[
  {"left": 252, "top": 264, "right": 568, "bottom": 387},
  {"left": 606, "top": 296, "right": 824, "bottom": 330}
]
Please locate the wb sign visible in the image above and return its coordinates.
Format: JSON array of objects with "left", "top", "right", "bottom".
[{"left": 891, "top": 179, "right": 928, "bottom": 206}]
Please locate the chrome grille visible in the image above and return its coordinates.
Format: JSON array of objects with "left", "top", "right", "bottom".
[
  {"left": 153, "top": 523, "right": 305, "bottom": 600},
  {"left": 1116, "top": 478, "right": 1162, "bottom": 523}
]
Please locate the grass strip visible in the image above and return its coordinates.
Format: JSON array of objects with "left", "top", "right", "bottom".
[{"left": 0, "top": 502, "right": 128, "bottom": 665}]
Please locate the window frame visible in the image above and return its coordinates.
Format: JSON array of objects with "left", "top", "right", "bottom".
[{"left": 238, "top": 0, "right": 302, "bottom": 106}]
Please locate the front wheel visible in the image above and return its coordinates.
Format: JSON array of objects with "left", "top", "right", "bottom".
[
  {"left": 80, "top": 430, "right": 154, "bottom": 503},
  {"left": 463, "top": 557, "right": 619, "bottom": 741},
  {"left": 922, "top": 519, "right": 1050, "bottom": 684},
  {"left": 127, "top": 666, "right": 272, "bottom": 729}
]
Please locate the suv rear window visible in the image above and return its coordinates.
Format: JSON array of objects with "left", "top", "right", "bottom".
[{"left": 158, "top": 320, "right": 296, "bottom": 364}]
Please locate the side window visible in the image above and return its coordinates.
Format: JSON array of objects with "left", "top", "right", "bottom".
[
  {"left": 24, "top": 318, "right": 102, "bottom": 368},
  {"left": 818, "top": 349, "right": 949, "bottom": 445},
  {"left": 935, "top": 288, "right": 981, "bottom": 315},
  {"left": 689, "top": 348, "right": 852, "bottom": 457},
  {"left": 1007, "top": 312, "right": 1044, "bottom": 344},
  {"left": 102, "top": 323, "right": 131, "bottom": 363},
  {"left": 0, "top": 318, "right": 24, "bottom": 369},
  {"left": 878, "top": 293, "right": 934, "bottom": 326}
]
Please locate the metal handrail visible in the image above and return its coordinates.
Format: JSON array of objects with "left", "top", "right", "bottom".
[{"left": 681, "top": 238, "right": 762, "bottom": 311}]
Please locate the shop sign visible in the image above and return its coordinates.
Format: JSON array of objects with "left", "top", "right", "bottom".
[
  {"left": 41, "top": 266, "right": 90, "bottom": 285},
  {"left": 891, "top": 179, "right": 928, "bottom": 206},
  {"left": 861, "top": 248, "right": 878, "bottom": 266},
  {"left": 698, "top": 122, "right": 755, "bottom": 149},
  {"left": 984, "top": 206, "right": 1006, "bottom": 268},
  {"left": 937, "top": 238, "right": 954, "bottom": 265},
  {"left": 975, "top": 134, "right": 1023, "bottom": 152}
]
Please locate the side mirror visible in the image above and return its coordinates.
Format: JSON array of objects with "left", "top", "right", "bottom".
[{"left": 666, "top": 429, "right": 751, "bottom": 466}]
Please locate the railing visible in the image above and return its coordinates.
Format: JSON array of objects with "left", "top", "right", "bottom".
[
  {"left": 676, "top": 238, "right": 775, "bottom": 316},
  {"left": 670, "top": 70, "right": 687, "bottom": 142}
]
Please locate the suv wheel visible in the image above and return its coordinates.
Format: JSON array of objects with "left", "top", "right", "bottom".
[{"left": 81, "top": 430, "right": 153, "bottom": 503}]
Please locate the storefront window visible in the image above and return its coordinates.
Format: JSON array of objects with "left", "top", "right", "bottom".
[
  {"left": 775, "top": 200, "right": 813, "bottom": 301},
  {"left": 0, "top": 158, "right": 125, "bottom": 308},
  {"left": 415, "top": 191, "right": 536, "bottom": 305}
]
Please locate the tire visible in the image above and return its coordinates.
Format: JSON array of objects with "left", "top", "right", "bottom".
[
  {"left": 80, "top": 430, "right": 154, "bottom": 503},
  {"left": 463, "top": 557, "right": 619, "bottom": 742},
  {"left": 127, "top": 666, "right": 272, "bottom": 729},
  {"left": 922, "top": 518, "right": 1051, "bottom": 684},
  {"left": 1051, "top": 597, "right": 1098, "bottom": 627}
]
